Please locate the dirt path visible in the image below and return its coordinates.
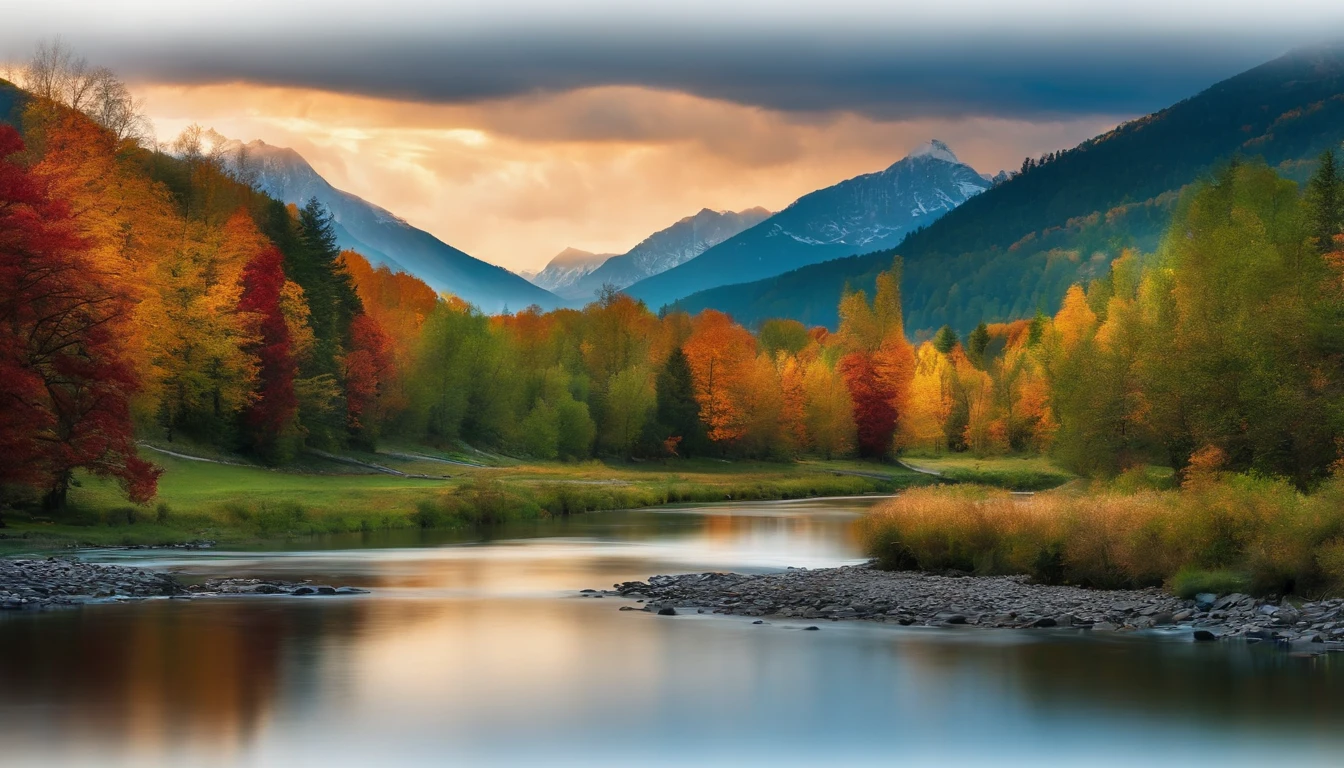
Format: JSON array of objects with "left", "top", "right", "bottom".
[
  {"left": 895, "top": 459, "right": 943, "bottom": 477},
  {"left": 377, "top": 450, "right": 487, "bottom": 468},
  {"left": 138, "top": 443, "right": 248, "bottom": 466},
  {"left": 304, "top": 449, "right": 451, "bottom": 480}
]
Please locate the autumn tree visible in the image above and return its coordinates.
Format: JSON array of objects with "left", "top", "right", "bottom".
[
  {"left": 683, "top": 310, "right": 756, "bottom": 446},
  {"left": 758, "top": 318, "right": 810, "bottom": 358},
  {"left": 802, "top": 356, "right": 855, "bottom": 458},
  {"left": 899, "top": 342, "right": 954, "bottom": 452},
  {"left": 1142, "top": 162, "right": 1338, "bottom": 483},
  {"left": 0, "top": 125, "right": 159, "bottom": 509},
  {"left": 344, "top": 313, "right": 395, "bottom": 449},
  {"left": 237, "top": 244, "right": 300, "bottom": 462},
  {"left": 840, "top": 352, "right": 897, "bottom": 458}
]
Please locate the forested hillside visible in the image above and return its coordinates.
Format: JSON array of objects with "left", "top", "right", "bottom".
[{"left": 672, "top": 43, "right": 1344, "bottom": 335}]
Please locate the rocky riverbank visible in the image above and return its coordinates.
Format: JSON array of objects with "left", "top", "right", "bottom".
[
  {"left": 606, "top": 564, "right": 1344, "bottom": 654},
  {"left": 0, "top": 558, "right": 368, "bottom": 610}
]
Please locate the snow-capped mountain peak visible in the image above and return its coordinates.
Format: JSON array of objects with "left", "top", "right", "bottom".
[
  {"left": 528, "top": 248, "right": 615, "bottom": 295},
  {"left": 907, "top": 139, "right": 960, "bottom": 164},
  {"left": 624, "top": 142, "right": 990, "bottom": 309}
]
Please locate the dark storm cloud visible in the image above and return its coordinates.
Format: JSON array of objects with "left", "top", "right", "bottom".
[{"left": 80, "top": 29, "right": 1319, "bottom": 120}]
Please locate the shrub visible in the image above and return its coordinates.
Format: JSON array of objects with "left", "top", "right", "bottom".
[{"left": 858, "top": 474, "right": 1344, "bottom": 596}]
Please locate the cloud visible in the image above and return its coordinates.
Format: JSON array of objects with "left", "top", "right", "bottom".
[{"left": 3, "top": 2, "right": 1339, "bottom": 120}]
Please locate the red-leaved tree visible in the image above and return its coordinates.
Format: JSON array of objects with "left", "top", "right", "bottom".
[
  {"left": 0, "top": 125, "right": 159, "bottom": 510},
  {"left": 840, "top": 351, "right": 898, "bottom": 458},
  {"left": 238, "top": 244, "right": 299, "bottom": 462},
  {"left": 344, "top": 313, "right": 394, "bottom": 448}
]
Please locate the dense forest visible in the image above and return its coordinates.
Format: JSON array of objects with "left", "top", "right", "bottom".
[
  {"left": 3, "top": 47, "right": 1344, "bottom": 518},
  {"left": 672, "top": 43, "right": 1344, "bottom": 336}
]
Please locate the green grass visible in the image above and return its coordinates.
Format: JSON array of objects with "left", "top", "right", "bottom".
[
  {"left": 898, "top": 454, "right": 1077, "bottom": 491},
  {"left": 0, "top": 451, "right": 936, "bottom": 553},
  {"left": 1169, "top": 568, "right": 1252, "bottom": 599}
]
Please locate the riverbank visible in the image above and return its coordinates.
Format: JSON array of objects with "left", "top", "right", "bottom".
[
  {"left": 0, "top": 558, "right": 368, "bottom": 610},
  {"left": 0, "top": 451, "right": 929, "bottom": 554},
  {"left": 609, "top": 564, "right": 1344, "bottom": 653}
]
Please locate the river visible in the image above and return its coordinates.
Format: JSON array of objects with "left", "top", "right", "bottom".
[{"left": 1, "top": 497, "right": 1342, "bottom": 767}]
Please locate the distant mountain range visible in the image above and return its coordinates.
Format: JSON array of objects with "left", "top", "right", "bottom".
[
  {"left": 545, "top": 207, "right": 772, "bottom": 304},
  {"left": 624, "top": 140, "right": 990, "bottom": 310},
  {"left": 525, "top": 247, "right": 616, "bottom": 298},
  {"left": 672, "top": 43, "right": 1344, "bottom": 334},
  {"left": 219, "top": 138, "right": 560, "bottom": 313}
]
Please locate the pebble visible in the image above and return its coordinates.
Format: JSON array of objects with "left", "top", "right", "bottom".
[
  {"left": 596, "top": 564, "right": 1344, "bottom": 655},
  {"left": 0, "top": 559, "right": 371, "bottom": 610}
]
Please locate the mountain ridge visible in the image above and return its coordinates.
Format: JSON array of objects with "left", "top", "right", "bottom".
[
  {"left": 671, "top": 43, "right": 1344, "bottom": 334},
  {"left": 623, "top": 141, "right": 989, "bottom": 309},
  {"left": 527, "top": 247, "right": 616, "bottom": 298},
  {"left": 563, "top": 206, "right": 771, "bottom": 304},
  {"left": 221, "top": 137, "right": 561, "bottom": 313}
]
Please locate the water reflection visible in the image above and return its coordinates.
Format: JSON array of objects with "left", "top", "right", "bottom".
[{"left": 2, "top": 498, "right": 1343, "bottom": 767}]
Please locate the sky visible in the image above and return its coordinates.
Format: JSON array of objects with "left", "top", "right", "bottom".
[{"left": 4, "top": 1, "right": 1343, "bottom": 271}]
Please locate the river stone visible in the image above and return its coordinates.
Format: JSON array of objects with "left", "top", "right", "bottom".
[
  {"left": 292, "top": 586, "right": 317, "bottom": 596},
  {"left": 657, "top": 606, "right": 677, "bottom": 616},
  {"left": 1193, "top": 630, "right": 1218, "bottom": 642},
  {"left": 1194, "top": 593, "right": 1218, "bottom": 611}
]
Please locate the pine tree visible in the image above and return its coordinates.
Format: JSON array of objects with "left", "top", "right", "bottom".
[
  {"left": 291, "top": 198, "right": 363, "bottom": 445},
  {"left": 967, "top": 322, "right": 990, "bottom": 363},
  {"left": 650, "top": 347, "right": 705, "bottom": 457},
  {"left": 933, "top": 325, "right": 959, "bottom": 354},
  {"left": 1307, "top": 149, "right": 1343, "bottom": 254}
]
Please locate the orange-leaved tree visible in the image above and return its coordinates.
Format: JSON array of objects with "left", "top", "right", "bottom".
[{"left": 683, "top": 310, "right": 756, "bottom": 445}]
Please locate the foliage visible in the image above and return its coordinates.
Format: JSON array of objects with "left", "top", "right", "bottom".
[
  {"left": 0, "top": 124, "right": 159, "bottom": 510},
  {"left": 238, "top": 245, "right": 299, "bottom": 463}
]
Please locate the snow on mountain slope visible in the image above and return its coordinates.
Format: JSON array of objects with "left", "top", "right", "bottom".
[
  {"left": 219, "top": 137, "right": 560, "bottom": 313},
  {"left": 528, "top": 247, "right": 616, "bottom": 298},
  {"left": 624, "top": 140, "right": 989, "bottom": 310},
  {"left": 565, "top": 207, "right": 770, "bottom": 303}
]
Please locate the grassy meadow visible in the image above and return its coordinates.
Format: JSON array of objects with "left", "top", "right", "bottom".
[
  {"left": 0, "top": 448, "right": 932, "bottom": 553},
  {"left": 896, "top": 454, "right": 1078, "bottom": 491}
]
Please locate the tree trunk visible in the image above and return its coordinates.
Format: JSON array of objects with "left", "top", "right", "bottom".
[{"left": 41, "top": 472, "right": 71, "bottom": 512}]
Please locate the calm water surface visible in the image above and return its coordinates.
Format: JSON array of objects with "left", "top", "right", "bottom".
[{"left": 2, "top": 497, "right": 1342, "bottom": 767}]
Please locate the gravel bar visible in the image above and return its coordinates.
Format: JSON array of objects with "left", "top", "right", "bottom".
[
  {"left": 1, "top": 558, "right": 369, "bottom": 610},
  {"left": 602, "top": 564, "right": 1344, "bottom": 654}
]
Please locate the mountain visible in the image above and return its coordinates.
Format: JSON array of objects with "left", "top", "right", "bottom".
[
  {"left": 220, "top": 138, "right": 560, "bottom": 313},
  {"left": 527, "top": 247, "right": 617, "bottom": 299},
  {"left": 564, "top": 207, "right": 772, "bottom": 303},
  {"left": 624, "top": 141, "right": 989, "bottom": 310},
  {"left": 672, "top": 43, "right": 1344, "bottom": 335}
]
